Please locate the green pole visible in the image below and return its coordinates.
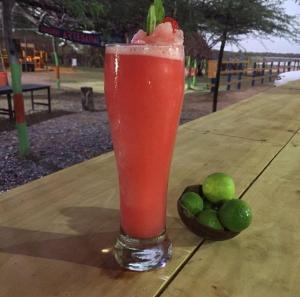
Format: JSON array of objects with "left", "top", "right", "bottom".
[
  {"left": 52, "top": 37, "right": 60, "bottom": 89},
  {"left": 191, "top": 58, "right": 197, "bottom": 88},
  {"left": 11, "top": 63, "right": 29, "bottom": 156},
  {"left": 185, "top": 56, "right": 191, "bottom": 90},
  {"left": 2, "top": 0, "right": 29, "bottom": 156}
]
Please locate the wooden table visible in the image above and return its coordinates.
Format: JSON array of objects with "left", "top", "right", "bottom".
[{"left": 1, "top": 84, "right": 300, "bottom": 297}]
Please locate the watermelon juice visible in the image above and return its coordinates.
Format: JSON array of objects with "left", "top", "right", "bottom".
[{"left": 105, "top": 44, "right": 184, "bottom": 239}]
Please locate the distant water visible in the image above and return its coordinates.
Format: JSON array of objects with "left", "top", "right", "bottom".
[{"left": 274, "top": 71, "right": 300, "bottom": 86}]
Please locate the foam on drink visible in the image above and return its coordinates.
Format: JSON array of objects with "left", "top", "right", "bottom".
[{"left": 106, "top": 22, "right": 184, "bottom": 60}]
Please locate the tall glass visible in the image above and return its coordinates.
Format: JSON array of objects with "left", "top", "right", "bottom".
[{"left": 104, "top": 44, "right": 184, "bottom": 271}]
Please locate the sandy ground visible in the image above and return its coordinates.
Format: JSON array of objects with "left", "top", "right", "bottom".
[
  {"left": 0, "top": 68, "right": 275, "bottom": 193},
  {"left": 20, "top": 67, "right": 105, "bottom": 92}
]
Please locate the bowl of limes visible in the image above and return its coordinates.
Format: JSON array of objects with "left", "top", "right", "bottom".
[{"left": 177, "top": 173, "right": 252, "bottom": 241}]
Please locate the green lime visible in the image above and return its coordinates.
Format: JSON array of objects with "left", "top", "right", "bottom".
[
  {"left": 202, "top": 172, "right": 235, "bottom": 204},
  {"left": 182, "top": 207, "right": 194, "bottom": 218},
  {"left": 203, "top": 199, "right": 214, "bottom": 210},
  {"left": 218, "top": 199, "right": 252, "bottom": 232},
  {"left": 180, "top": 192, "right": 204, "bottom": 216},
  {"left": 196, "top": 209, "right": 224, "bottom": 230}
]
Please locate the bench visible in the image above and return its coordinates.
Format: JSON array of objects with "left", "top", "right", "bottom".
[{"left": 0, "top": 84, "right": 51, "bottom": 120}]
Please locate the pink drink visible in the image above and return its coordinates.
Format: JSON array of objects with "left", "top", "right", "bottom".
[{"left": 105, "top": 45, "right": 184, "bottom": 239}]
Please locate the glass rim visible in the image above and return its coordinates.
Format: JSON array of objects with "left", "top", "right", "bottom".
[{"left": 105, "top": 43, "right": 183, "bottom": 48}]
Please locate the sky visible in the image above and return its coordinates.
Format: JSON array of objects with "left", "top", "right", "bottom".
[{"left": 221, "top": 0, "right": 300, "bottom": 54}]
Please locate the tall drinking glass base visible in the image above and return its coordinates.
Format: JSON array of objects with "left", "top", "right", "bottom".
[{"left": 114, "top": 230, "right": 172, "bottom": 271}]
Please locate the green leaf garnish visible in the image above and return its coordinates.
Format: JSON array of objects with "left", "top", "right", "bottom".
[
  {"left": 147, "top": 4, "right": 157, "bottom": 35},
  {"left": 154, "top": 0, "right": 165, "bottom": 24},
  {"left": 146, "top": 0, "right": 165, "bottom": 35}
]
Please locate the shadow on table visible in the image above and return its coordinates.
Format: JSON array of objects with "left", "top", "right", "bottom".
[{"left": 0, "top": 206, "right": 186, "bottom": 278}]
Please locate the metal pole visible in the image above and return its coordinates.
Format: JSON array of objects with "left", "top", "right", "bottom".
[
  {"left": 269, "top": 61, "right": 273, "bottom": 82},
  {"left": 251, "top": 62, "right": 257, "bottom": 87},
  {"left": 52, "top": 37, "right": 60, "bottom": 89},
  {"left": 2, "top": 0, "right": 29, "bottom": 155},
  {"left": 237, "top": 62, "right": 243, "bottom": 90},
  {"left": 226, "top": 63, "right": 232, "bottom": 91},
  {"left": 261, "top": 62, "right": 265, "bottom": 84}
]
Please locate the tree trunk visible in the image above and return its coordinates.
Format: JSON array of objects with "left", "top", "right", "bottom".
[
  {"left": 81, "top": 87, "right": 95, "bottom": 111},
  {"left": 2, "top": 0, "right": 30, "bottom": 156},
  {"left": 173, "top": 0, "right": 177, "bottom": 18},
  {"left": 0, "top": 44, "right": 5, "bottom": 71},
  {"left": 212, "top": 31, "right": 227, "bottom": 112}
]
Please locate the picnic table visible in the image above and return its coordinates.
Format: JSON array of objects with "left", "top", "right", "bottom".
[
  {"left": 0, "top": 84, "right": 51, "bottom": 120},
  {"left": 0, "top": 84, "right": 299, "bottom": 297}
]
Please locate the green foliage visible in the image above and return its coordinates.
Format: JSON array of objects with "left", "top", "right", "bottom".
[
  {"left": 154, "top": 0, "right": 165, "bottom": 24},
  {"left": 146, "top": 0, "right": 165, "bottom": 35},
  {"left": 87, "top": 0, "right": 150, "bottom": 38},
  {"left": 194, "top": 0, "right": 296, "bottom": 43},
  {"left": 58, "top": 0, "right": 174, "bottom": 37},
  {"left": 16, "top": 0, "right": 189, "bottom": 38},
  {"left": 58, "top": 0, "right": 106, "bottom": 28},
  {"left": 189, "top": 0, "right": 298, "bottom": 112},
  {"left": 16, "top": 0, "right": 298, "bottom": 44}
]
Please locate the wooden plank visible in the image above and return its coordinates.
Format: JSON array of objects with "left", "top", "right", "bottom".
[
  {"left": 0, "top": 127, "right": 282, "bottom": 297},
  {"left": 211, "top": 74, "right": 278, "bottom": 85},
  {"left": 160, "top": 131, "right": 300, "bottom": 297},
  {"left": 220, "top": 60, "right": 249, "bottom": 64},
  {"left": 210, "top": 75, "right": 277, "bottom": 88},
  {"left": 220, "top": 70, "right": 246, "bottom": 75},
  {"left": 184, "top": 85, "right": 300, "bottom": 145}
]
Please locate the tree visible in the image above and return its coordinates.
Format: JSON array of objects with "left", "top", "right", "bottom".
[
  {"left": 194, "top": 0, "right": 296, "bottom": 112},
  {"left": 15, "top": 0, "right": 202, "bottom": 42}
]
